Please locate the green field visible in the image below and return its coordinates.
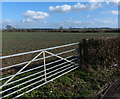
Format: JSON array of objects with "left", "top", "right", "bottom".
[
  {"left": 2, "top": 32, "right": 118, "bottom": 55},
  {"left": 2, "top": 32, "right": 118, "bottom": 68},
  {"left": 2, "top": 32, "right": 119, "bottom": 98}
]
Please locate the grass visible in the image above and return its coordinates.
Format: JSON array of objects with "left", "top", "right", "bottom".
[
  {"left": 2, "top": 32, "right": 118, "bottom": 68},
  {"left": 22, "top": 67, "right": 120, "bottom": 98},
  {"left": 2, "top": 32, "right": 119, "bottom": 98},
  {"left": 2, "top": 32, "right": 118, "bottom": 55}
]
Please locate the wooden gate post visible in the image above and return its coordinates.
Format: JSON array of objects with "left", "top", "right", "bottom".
[
  {"left": 78, "top": 42, "right": 83, "bottom": 68},
  {"left": 82, "top": 39, "right": 88, "bottom": 63}
]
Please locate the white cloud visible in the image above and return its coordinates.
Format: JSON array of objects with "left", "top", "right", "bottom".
[
  {"left": 60, "top": 18, "right": 118, "bottom": 28},
  {"left": 49, "top": 5, "right": 71, "bottom": 12},
  {"left": 1, "top": 19, "right": 15, "bottom": 26},
  {"left": 71, "top": 3, "right": 86, "bottom": 11},
  {"left": 102, "top": 10, "right": 119, "bottom": 15},
  {"left": 106, "top": 1, "right": 119, "bottom": 6},
  {"left": 110, "top": 10, "right": 119, "bottom": 15},
  {"left": 80, "top": 0, "right": 119, "bottom": 6},
  {"left": 86, "top": 15, "right": 91, "bottom": 18},
  {"left": 1, "top": 19, "right": 50, "bottom": 29},
  {"left": 109, "top": 0, "right": 119, "bottom": 2},
  {"left": 49, "top": 3, "right": 87, "bottom": 13},
  {"left": 88, "top": 0, "right": 119, "bottom": 2},
  {"left": 88, "top": 0, "right": 119, "bottom": 6},
  {"left": 23, "top": 10, "right": 49, "bottom": 22},
  {"left": 49, "top": 3, "right": 104, "bottom": 13},
  {"left": 90, "top": 18, "right": 118, "bottom": 27},
  {"left": 88, "top": 2, "right": 103, "bottom": 10},
  {"left": 1, "top": 17, "right": 118, "bottom": 29}
]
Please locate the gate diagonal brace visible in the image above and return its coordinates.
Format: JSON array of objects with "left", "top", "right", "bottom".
[
  {"left": 45, "top": 51, "right": 77, "bottom": 65},
  {"left": 2, "top": 51, "right": 43, "bottom": 88}
]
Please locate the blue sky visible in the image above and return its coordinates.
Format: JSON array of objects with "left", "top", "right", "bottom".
[{"left": 2, "top": 2, "right": 118, "bottom": 28}]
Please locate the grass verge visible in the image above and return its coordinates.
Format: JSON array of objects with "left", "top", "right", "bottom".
[{"left": 22, "top": 66, "right": 120, "bottom": 98}]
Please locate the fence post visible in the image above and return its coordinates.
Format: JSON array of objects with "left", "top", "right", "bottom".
[
  {"left": 78, "top": 42, "right": 83, "bottom": 68},
  {"left": 43, "top": 51, "right": 47, "bottom": 82},
  {"left": 82, "top": 39, "right": 88, "bottom": 63}
]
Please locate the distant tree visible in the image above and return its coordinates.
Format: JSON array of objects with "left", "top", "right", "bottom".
[
  {"left": 59, "top": 27, "right": 63, "bottom": 30},
  {"left": 6, "top": 25, "right": 13, "bottom": 30},
  {"left": 69, "top": 27, "right": 73, "bottom": 32},
  {"left": 59, "top": 27, "right": 63, "bottom": 32},
  {"left": 69, "top": 27, "right": 72, "bottom": 29}
]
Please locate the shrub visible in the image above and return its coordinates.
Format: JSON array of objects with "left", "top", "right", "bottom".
[{"left": 81, "top": 36, "right": 119, "bottom": 70}]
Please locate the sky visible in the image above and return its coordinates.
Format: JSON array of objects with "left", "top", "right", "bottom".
[{"left": 1, "top": 2, "right": 119, "bottom": 29}]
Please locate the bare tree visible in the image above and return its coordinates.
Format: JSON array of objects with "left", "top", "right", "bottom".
[
  {"left": 69, "top": 27, "right": 73, "bottom": 32},
  {"left": 59, "top": 27, "right": 63, "bottom": 32},
  {"left": 6, "top": 25, "right": 13, "bottom": 30}
]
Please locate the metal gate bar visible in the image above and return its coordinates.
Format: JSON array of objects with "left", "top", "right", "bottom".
[{"left": 0, "top": 42, "right": 80, "bottom": 98}]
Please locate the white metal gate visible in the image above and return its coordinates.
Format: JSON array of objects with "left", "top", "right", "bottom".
[{"left": 0, "top": 42, "right": 79, "bottom": 98}]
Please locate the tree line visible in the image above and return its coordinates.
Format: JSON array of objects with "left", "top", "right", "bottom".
[{"left": 2, "top": 25, "right": 119, "bottom": 33}]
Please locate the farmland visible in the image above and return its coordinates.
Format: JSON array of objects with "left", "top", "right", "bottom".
[
  {"left": 2, "top": 32, "right": 118, "bottom": 69},
  {"left": 2, "top": 32, "right": 118, "bottom": 68},
  {"left": 2, "top": 32, "right": 118, "bottom": 55},
  {"left": 1, "top": 32, "right": 119, "bottom": 98}
]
